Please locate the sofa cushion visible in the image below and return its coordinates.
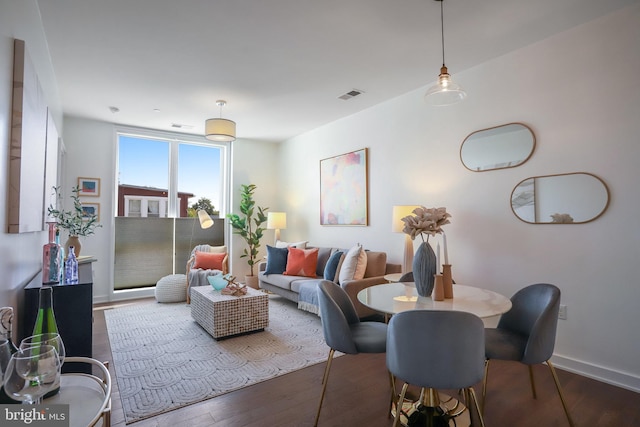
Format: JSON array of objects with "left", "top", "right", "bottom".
[
  {"left": 193, "top": 251, "right": 226, "bottom": 270},
  {"left": 290, "top": 277, "right": 322, "bottom": 294},
  {"left": 258, "top": 272, "right": 301, "bottom": 291},
  {"left": 338, "top": 245, "right": 367, "bottom": 284},
  {"left": 264, "top": 245, "right": 289, "bottom": 275},
  {"left": 315, "top": 247, "right": 334, "bottom": 277},
  {"left": 363, "top": 251, "right": 387, "bottom": 278},
  {"left": 275, "top": 240, "right": 308, "bottom": 249},
  {"left": 323, "top": 250, "right": 344, "bottom": 282},
  {"left": 284, "top": 247, "right": 319, "bottom": 277}
]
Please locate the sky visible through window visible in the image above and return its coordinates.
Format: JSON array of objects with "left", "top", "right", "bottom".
[{"left": 119, "top": 135, "right": 222, "bottom": 213}]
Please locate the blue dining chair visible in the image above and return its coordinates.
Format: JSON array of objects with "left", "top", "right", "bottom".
[
  {"left": 315, "top": 280, "right": 393, "bottom": 426},
  {"left": 482, "top": 283, "right": 574, "bottom": 427},
  {"left": 387, "top": 309, "right": 486, "bottom": 427}
]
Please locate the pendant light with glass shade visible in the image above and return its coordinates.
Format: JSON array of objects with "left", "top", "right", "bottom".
[
  {"left": 205, "top": 100, "right": 236, "bottom": 142},
  {"left": 424, "top": 0, "right": 466, "bottom": 106}
]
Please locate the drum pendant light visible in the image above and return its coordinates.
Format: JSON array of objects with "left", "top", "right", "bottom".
[{"left": 205, "top": 100, "right": 236, "bottom": 142}]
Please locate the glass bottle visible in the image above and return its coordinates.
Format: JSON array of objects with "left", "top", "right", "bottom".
[
  {"left": 0, "top": 307, "right": 19, "bottom": 403},
  {"left": 32, "top": 286, "right": 61, "bottom": 397},
  {"left": 42, "top": 222, "right": 62, "bottom": 284},
  {"left": 64, "top": 246, "right": 79, "bottom": 285},
  {"left": 55, "top": 227, "right": 64, "bottom": 283}
]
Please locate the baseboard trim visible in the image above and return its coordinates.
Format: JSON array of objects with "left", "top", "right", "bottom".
[{"left": 552, "top": 353, "right": 640, "bottom": 393}]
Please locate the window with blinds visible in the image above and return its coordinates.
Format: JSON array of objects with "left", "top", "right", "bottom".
[{"left": 115, "top": 130, "right": 228, "bottom": 290}]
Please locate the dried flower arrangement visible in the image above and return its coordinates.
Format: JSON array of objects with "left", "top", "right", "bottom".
[{"left": 401, "top": 206, "right": 451, "bottom": 242}]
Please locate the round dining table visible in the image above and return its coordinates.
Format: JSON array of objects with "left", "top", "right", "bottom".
[
  {"left": 357, "top": 282, "right": 512, "bottom": 427},
  {"left": 357, "top": 282, "right": 512, "bottom": 321}
]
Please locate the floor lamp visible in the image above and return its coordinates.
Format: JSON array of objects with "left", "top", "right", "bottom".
[
  {"left": 392, "top": 205, "right": 419, "bottom": 274},
  {"left": 267, "top": 212, "right": 287, "bottom": 245},
  {"left": 189, "top": 209, "right": 214, "bottom": 253}
]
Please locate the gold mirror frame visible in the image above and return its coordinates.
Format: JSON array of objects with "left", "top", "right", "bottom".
[
  {"left": 460, "top": 123, "right": 536, "bottom": 172},
  {"left": 511, "top": 172, "right": 610, "bottom": 224}
]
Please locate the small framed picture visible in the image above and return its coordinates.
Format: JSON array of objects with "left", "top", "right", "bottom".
[
  {"left": 82, "top": 203, "right": 100, "bottom": 222},
  {"left": 78, "top": 177, "right": 100, "bottom": 197}
]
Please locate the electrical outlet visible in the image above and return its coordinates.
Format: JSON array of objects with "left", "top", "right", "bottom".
[{"left": 558, "top": 304, "right": 567, "bottom": 320}]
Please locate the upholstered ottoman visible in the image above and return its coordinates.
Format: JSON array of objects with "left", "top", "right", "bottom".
[{"left": 155, "top": 274, "right": 188, "bottom": 303}]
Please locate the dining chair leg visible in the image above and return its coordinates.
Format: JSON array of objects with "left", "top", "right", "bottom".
[
  {"left": 481, "top": 359, "right": 490, "bottom": 413},
  {"left": 528, "top": 365, "right": 537, "bottom": 399},
  {"left": 314, "top": 349, "right": 335, "bottom": 427},
  {"left": 467, "top": 387, "right": 486, "bottom": 427},
  {"left": 546, "top": 360, "right": 575, "bottom": 427},
  {"left": 392, "top": 383, "right": 409, "bottom": 427},
  {"left": 388, "top": 372, "right": 396, "bottom": 418}
]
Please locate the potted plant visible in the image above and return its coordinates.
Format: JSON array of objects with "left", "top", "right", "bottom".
[
  {"left": 47, "top": 186, "right": 101, "bottom": 257},
  {"left": 226, "top": 184, "right": 268, "bottom": 288}
]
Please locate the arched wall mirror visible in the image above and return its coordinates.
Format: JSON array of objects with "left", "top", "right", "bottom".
[
  {"left": 511, "top": 172, "right": 609, "bottom": 224},
  {"left": 460, "top": 123, "right": 536, "bottom": 172}
]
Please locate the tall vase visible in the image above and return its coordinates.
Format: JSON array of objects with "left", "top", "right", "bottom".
[
  {"left": 412, "top": 241, "right": 437, "bottom": 297},
  {"left": 65, "top": 236, "right": 81, "bottom": 258}
]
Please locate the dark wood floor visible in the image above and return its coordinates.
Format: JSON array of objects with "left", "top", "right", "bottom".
[{"left": 93, "top": 298, "right": 640, "bottom": 427}]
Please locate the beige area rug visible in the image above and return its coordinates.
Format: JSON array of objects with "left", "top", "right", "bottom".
[{"left": 105, "top": 294, "right": 336, "bottom": 424}]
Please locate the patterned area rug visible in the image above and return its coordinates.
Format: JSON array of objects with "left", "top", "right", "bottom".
[{"left": 105, "top": 295, "right": 335, "bottom": 424}]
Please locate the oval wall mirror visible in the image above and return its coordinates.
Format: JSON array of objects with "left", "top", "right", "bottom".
[
  {"left": 460, "top": 123, "right": 536, "bottom": 172},
  {"left": 511, "top": 172, "right": 609, "bottom": 224}
]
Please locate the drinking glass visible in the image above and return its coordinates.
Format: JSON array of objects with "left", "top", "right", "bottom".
[
  {"left": 0, "top": 340, "right": 13, "bottom": 383},
  {"left": 3, "top": 345, "right": 60, "bottom": 404},
  {"left": 20, "top": 333, "right": 65, "bottom": 366}
]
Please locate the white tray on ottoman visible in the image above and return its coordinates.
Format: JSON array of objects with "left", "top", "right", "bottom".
[{"left": 190, "top": 286, "right": 269, "bottom": 339}]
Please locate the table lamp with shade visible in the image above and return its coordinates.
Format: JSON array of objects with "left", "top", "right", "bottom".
[
  {"left": 392, "top": 205, "right": 420, "bottom": 274},
  {"left": 267, "top": 212, "right": 287, "bottom": 245}
]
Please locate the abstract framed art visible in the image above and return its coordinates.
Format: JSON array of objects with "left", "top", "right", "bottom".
[
  {"left": 320, "top": 148, "right": 368, "bottom": 226},
  {"left": 81, "top": 203, "right": 100, "bottom": 222},
  {"left": 78, "top": 177, "right": 100, "bottom": 197}
]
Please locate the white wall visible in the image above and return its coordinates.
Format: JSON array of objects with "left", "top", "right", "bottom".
[
  {"left": 277, "top": 5, "right": 640, "bottom": 390},
  {"left": 0, "top": 1, "right": 62, "bottom": 332}
]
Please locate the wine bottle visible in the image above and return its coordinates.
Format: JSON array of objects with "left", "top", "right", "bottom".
[
  {"left": 32, "top": 286, "right": 61, "bottom": 397},
  {"left": 0, "top": 307, "right": 19, "bottom": 403},
  {"left": 42, "top": 222, "right": 62, "bottom": 284}
]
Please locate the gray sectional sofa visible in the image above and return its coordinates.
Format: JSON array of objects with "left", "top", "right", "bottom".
[{"left": 258, "top": 245, "right": 401, "bottom": 319}]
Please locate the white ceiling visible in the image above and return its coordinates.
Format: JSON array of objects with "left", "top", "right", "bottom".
[{"left": 37, "top": 0, "right": 635, "bottom": 143}]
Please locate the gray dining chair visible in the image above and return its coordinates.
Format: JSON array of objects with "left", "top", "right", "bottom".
[
  {"left": 387, "top": 310, "right": 486, "bottom": 427},
  {"left": 315, "top": 280, "right": 393, "bottom": 426},
  {"left": 483, "top": 283, "right": 574, "bottom": 427}
]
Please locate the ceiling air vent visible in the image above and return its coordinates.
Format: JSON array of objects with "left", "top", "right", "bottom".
[
  {"left": 338, "top": 89, "right": 364, "bottom": 100},
  {"left": 171, "top": 123, "right": 194, "bottom": 129}
]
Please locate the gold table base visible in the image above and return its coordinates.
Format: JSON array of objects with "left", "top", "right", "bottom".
[{"left": 391, "top": 390, "right": 471, "bottom": 427}]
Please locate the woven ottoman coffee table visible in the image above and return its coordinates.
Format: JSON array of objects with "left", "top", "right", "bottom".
[{"left": 190, "top": 286, "right": 269, "bottom": 340}]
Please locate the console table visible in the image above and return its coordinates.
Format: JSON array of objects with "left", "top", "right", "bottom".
[{"left": 21, "top": 257, "right": 96, "bottom": 373}]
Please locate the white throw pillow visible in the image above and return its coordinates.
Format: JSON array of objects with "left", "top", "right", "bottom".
[
  {"left": 275, "top": 240, "right": 308, "bottom": 249},
  {"left": 338, "top": 245, "right": 367, "bottom": 284}
]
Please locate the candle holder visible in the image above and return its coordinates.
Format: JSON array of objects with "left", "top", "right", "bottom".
[
  {"left": 442, "top": 264, "right": 453, "bottom": 299},
  {"left": 433, "top": 274, "right": 444, "bottom": 301}
]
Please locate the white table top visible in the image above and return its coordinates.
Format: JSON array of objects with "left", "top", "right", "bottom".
[{"left": 357, "top": 282, "right": 512, "bottom": 318}]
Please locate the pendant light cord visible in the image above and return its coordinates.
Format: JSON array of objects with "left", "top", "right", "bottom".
[{"left": 440, "top": 0, "right": 445, "bottom": 67}]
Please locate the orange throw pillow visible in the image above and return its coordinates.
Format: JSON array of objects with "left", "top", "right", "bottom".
[
  {"left": 193, "top": 251, "right": 226, "bottom": 270},
  {"left": 284, "top": 247, "right": 319, "bottom": 277}
]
